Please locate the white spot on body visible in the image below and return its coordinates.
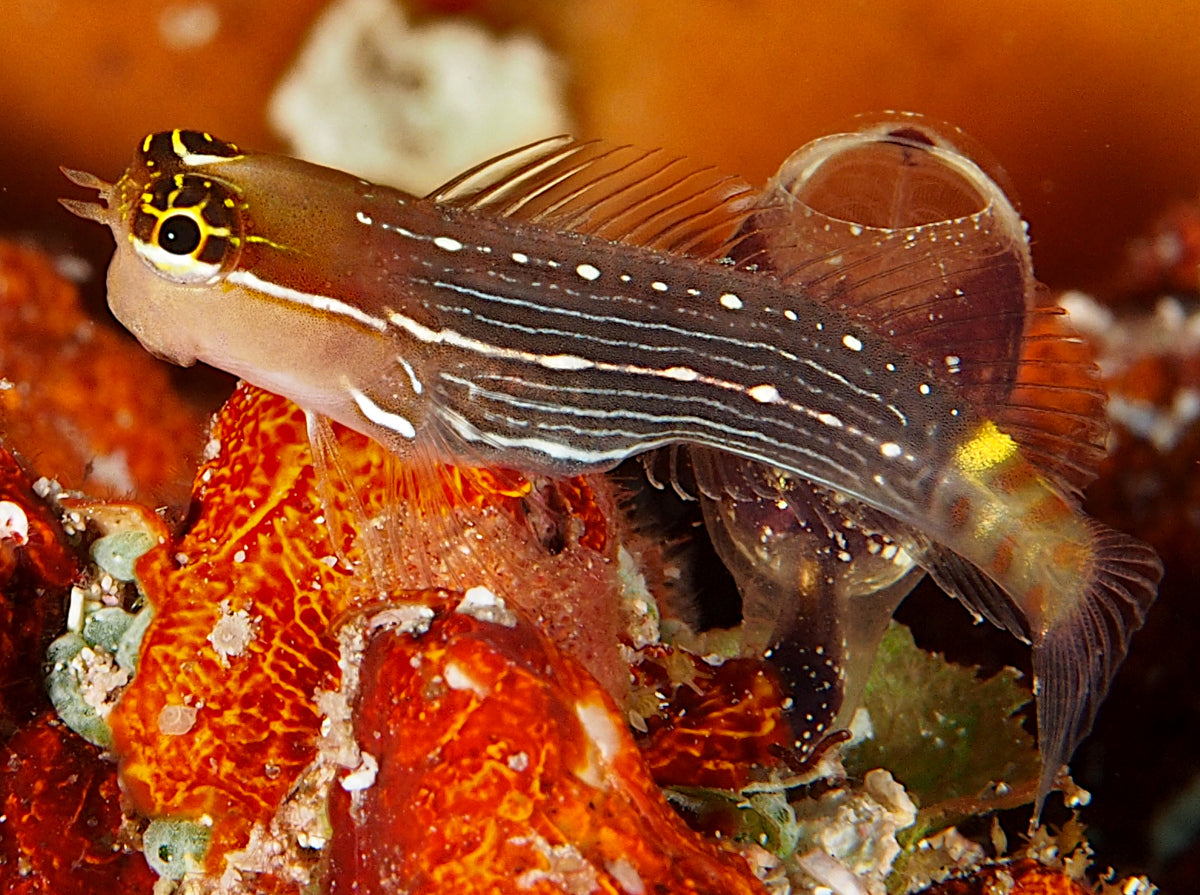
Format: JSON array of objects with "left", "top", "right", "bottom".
[
  {"left": 880, "top": 441, "right": 903, "bottom": 458},
  {"left": 662, "top": 366, "right": 699, "bottom": 382},
  {"left": 511, "top": 251, "right": 529, "bottom": 264},
  {"left": 817, "top": 412, "right": 843, "bottom": 428},
  {"left": 842, "top": 333, "right": 864, "bottom": 352},
  {"left": 784, "top": 309, "right": 798, "bottom": 321},
  {"left": 919, "top": 383, "right": 932, "bottom": 395},
  {"left": 355, "top": 210, "right": 373, "bottom": 225},
  {"left": 719, "top": 292, "right": 743, "bottom": 310},
  {"left": 575, "top": 262, "right": 601, "bottom": 281},
  {"left": 651, "top": 281, "right": 668, "bottom": 292},
  {"left": 433, "top": 236, "right": 464, "bottom": 252},
  {"left": 748, "top": 384, "right": 781, "bottom": 404}
]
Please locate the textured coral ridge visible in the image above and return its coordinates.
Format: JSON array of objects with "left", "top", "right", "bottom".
[
  {"left": 327, "top": 595, "right": 766, "bottom": 894},
  {"left": 636, "top": 653, "right": 792, "bottom": 791},
  {"left": 0, "top": 446, "right": 75, "bottom": 731},
  {"left": 917, "top": 858, "right": 1092, "bottom": 895},
  {"left": 108, "top": 382, "right": 707, "bottom": 885},
  {"left": 108, "top": 384, "right": 346, "bottom": 870},
  {"left": 0, "top": 711, "right": 158, "bottom": 892}
]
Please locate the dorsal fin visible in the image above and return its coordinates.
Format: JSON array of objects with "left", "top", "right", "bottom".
[
  {"left": 429, "top": 136, "right": 760, "bottom": 260},
  {"left": 430, "top": 128, "right": 1107, "bottom": 497},
  {"left": 737, "top": 122, "right": 1107, "bottom": 497}
]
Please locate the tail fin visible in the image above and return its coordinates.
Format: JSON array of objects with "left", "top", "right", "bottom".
[{"left": 1032, "top": 521, "right": 1162, "bottom": 816}]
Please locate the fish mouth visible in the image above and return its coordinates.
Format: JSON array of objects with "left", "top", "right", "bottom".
[{"left": 59, "top": 167, "right": 117, "bottom": 226}]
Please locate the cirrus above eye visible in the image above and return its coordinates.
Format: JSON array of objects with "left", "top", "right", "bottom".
[{"left": 159, "top": 214, "right": 203, "bottom": 255}]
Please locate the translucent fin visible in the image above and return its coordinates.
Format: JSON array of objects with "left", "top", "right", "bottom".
[
  {"left": 918, "top": 543, "right": 1032, "bottom": 643},
  {"left": 429, "top": 136, "right": 760, "bottom": 260},
  {"left": 307, "top": 410, "right": 517, "bottom": 598},
  {"left": 643, "top": 445, "right": 791, "bottom": 505},
  {"left": 1031, "top": 521, "right": 1161, "bottom": 816},
  {"left": 687, "top": 447, "right": 786, "bottom": 503},
  {"left": 995, "top": 298, "right": 1107, "bottom": 495},
  {"left": 699, "top": 482, "right": 845, "bottom": 763},
  {"left": 306, "top": 411, "right": 398, "bottom": 598},
  {"left": 743, "top": 120, "right": 1108, "bottom": 497}
]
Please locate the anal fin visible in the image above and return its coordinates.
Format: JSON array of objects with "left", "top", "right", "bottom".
[{"left": 919, "top": 542, "right": 1032, "bottom": 643}]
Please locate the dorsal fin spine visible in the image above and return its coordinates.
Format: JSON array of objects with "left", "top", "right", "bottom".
[
  {"left": 618, "top": 175, "right": 742, "bottom": 247},
  {"left": 496, "top": 152, "right": 609, "bottom": 219},
  {"left": 429, "top": 136, "right": 760, "bottom": 268},
  {"left": 665, "top": 199, "right": 758, "bottom": 256},
  {"left": 431, "top": 135, "right": 576, "bottom": 204},
  {"left": 579, "top": 160, "right": 704, "bottom": 242},
  {"left": 549, "top": 153, "right": 666, "bottom": 232},
  {"left": 484, "top": 146, "right": 593, "bottom": 217},
  {"left": 525, "top": 147, "right": 650, "bottom": 224}
]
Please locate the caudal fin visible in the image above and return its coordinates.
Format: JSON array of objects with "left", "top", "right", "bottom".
[{"left": 1032, "top": 521, "right": 1162, "bottom": 817}]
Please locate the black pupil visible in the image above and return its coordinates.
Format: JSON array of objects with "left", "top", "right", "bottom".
[{"left": 159, "top": 214, "right": 202, "bottom": 255}]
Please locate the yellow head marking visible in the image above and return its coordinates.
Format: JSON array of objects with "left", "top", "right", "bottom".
[{"left": 955, "top": 420, "right": 1019, "bottom": 473}]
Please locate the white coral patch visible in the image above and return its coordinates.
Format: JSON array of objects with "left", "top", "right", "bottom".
[
  {"left": 207, "top": 600, "right": 259, "bottom": 666},
  {"left": 269, "top": 0, "right": 571, "bottom": 194},
  {"left": 455, "top": 585, "right": 517, "bottom": 627}
]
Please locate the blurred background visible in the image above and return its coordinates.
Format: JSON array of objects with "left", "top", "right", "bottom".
[
  {"left": 5, "top": 0, "right": 1200, "bottom": 294},
  {"left": 1, "top": 0, "right": 1197, "bottom": 887}
]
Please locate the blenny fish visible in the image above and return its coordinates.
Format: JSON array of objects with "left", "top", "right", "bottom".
[{"left": 62, "top": 124, "right": 1161, "bottom": 814}]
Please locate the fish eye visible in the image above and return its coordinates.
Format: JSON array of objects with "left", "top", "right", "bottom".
[
  {"left": 130, "top": 174, "right": 242, "bottom": 284},
  {"left": 158, "top": 213, "right": 202, "bottom": 256}
]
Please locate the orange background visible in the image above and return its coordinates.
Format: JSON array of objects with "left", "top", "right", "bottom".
[{"left": 0, "top": 0, "right": 1195, "bottom": 293}]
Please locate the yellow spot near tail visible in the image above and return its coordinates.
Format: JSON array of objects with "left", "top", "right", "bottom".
[{"left": 955, "top": 420, "right": 1019, "bottom": 473}]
